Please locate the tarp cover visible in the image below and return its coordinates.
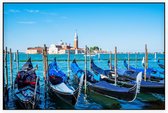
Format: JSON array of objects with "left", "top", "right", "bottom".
[
  {"left": 50, "top": 82, "right": 74, "bottom": 94},
  {"left": 48, "top": 59, "right": 68, "bottom": 82}
]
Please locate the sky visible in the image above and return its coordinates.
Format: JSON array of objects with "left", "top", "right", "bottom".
[{"left": 4, "top": 3, "right": 164, "bottom": 52}]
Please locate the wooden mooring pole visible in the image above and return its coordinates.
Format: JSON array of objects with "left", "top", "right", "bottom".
[
  {"left": 144, "top": 44, "right": 148, "bottom": 81},
  {"left": 16, "top": 50, "right": 19, "bottom": 72},
  {"left": 45, "top": 45, "right": 48, "bottom": 80},
  {"left": 5, "top": 47, "right": 9, "bottom": 101},
  {"left": 43, "top": 44, "right": 48, "bottom": 81},
  {"left": 43, "top": 44, "right": 48, "bottom": 109},
  {"left": 89, "top": 47, "right": 91, "bottom": 70},
  {"left": 84, "top": 45, "right": 87, "bottom": 94},
  {"left": 9, "top": 48, "right": 13, "bottom": 89},
  {"left": 114, "top": 47, "right": 117, "bottom": 86},
  {"left": 128, "top": 52, "right": 130, "bottom": 70},
  {"left": 67, "top": 49, "right": 70, "bottom": 78},
  {"left": 109, "top": 51, "right": 112, "bottom": 70},
  {"left": 135, "top": 52, "right": 138, "bottom": 69}
]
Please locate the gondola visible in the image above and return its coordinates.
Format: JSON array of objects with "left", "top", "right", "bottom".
[
  {"left": 91, "top": 59, "right": 133, "bottom": 82},
  {"left": 158, "top": 60, "right": 165, "bottom": 69},
  {"left": 107, "top": 59, "right": 142, "bottom": 81},
  {"left": 47, "top": 58, "right": 79, "bottom": 106},
  {"left": 14, "top": 58, "right": 40, "bottom": 109},
  {"left": 71, "top": 59, "right": 142, "bottom": 102},
  {"left": 124, "top": 59, "right": 164, "bottom": 80},
  {"left": 124, "top": 59, "right": 157, "bottom": 74},
  {"left": 92, "top": 59, "right": 165, "bottom": 94}
]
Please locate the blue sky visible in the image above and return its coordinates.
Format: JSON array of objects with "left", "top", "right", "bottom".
[{"left": 4, "top": 3, "right": 164, "bottom": 52}]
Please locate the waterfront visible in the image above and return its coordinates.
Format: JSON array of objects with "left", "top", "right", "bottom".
[{"left": 3, "top": 53, "right": 165, "bottom": 110}]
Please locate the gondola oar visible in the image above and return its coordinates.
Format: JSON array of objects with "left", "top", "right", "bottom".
[{"left": 32, "top": 76, "right": 39, "bottom": 109}]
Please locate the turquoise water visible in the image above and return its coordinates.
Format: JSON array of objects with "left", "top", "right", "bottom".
[{"left": 3, "top": 53, "right": 165, "bottom": 110}]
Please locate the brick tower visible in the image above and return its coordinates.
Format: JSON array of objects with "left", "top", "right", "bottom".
[{"left": 74, "top": 32, "right": 78, "bottom": 49}]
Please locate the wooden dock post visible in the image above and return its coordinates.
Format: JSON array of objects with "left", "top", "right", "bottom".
[
  {"left": 89, "top": 47, "right": 91, "bottom": 70},
  {"left": 5, "top": 47, "right": 9, "bottom": 101},
  {"left": 3, "top": 49, "right": 6, "bottom": 109},
  {"left": 45, "top": 45, "right": 48, "bottom": 80},
  {"left": 84, "top": 45, "right": 87, "bottom": 94},
  {"left": 114, "top": 47, "right": 117, "bottom": 86},
  {"left": 16, "top": 50, "right": 19, "bottom": 72},
  {"left": 109, "top": 51, "right": 112, "bottom": 70},
  {"left": 144, "top": 44, "right": 148, "bottom": 81},
  {"left": 135, "top": 52, "right": 138, "bottom": 68},
  {"left": 67, "top": 49, "right": 70, "bottom": 78},
  {"left": 128, "top": 52, "right": 130, "bottom": 70},
  {"left": 43, "top": 44, "right": 48, "bottom": 81},
  {"left": 9, "top": 48, "right": 13, "bottom": 89},
  {"left": 43, "top": 44, "right": 48, "bottom": 109}
]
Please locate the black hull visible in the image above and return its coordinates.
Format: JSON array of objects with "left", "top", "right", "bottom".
[
  {"left": 49, "top": 84, "right": 79, "bottom": 105},
  {"left": 15, "top": 96, "right": 39, "bottom": 109},
  {"left": 139, "top": 86, "right": 165, "bottom": 94},
  {"left": 88, "top": 83, "right": 136, "bottom": 102},
  {"left": 102, "top": 77, "right": 164, "bottom": 94}
]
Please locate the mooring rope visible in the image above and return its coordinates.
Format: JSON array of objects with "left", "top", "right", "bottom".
[{"left": 76, "top": 74, "right": 84, "bottom": 104}]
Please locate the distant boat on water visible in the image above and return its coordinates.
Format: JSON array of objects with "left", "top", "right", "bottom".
[{"left": 84, "top": 54, "right": 96, "bottom": 57}]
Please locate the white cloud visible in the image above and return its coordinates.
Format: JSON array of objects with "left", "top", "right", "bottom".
[
  {"left": 25, "top": 9, "right": 39, "bottom": 13},
  {"left": 17, "top": 21, "right": 36, "bottom": 24},
  {"left": 9, "top": 9, "right": 20, "bottom": 13}
]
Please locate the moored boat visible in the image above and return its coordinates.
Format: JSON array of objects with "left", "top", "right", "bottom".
[
  {"left": 157, "top": 60, "right": 165, "bottom": 69},
  {"left": 14, "top": 58, "right": 40, "bottom": 109},
  {"left": 124, "top": 60, "right": 164, "bottom": 80},
  {"left": 71, "top": 59, "right": 142, "bottom": 102},
  {"left": 47, "top": 58, "right": 79, "bottom": 106},
  {"left": 92, "top": 59, "right": 165, "bottom": 94}
]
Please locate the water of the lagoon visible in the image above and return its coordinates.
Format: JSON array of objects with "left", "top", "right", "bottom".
[{"left": 3, "top": 53, "right": 165, "bottom": 110}]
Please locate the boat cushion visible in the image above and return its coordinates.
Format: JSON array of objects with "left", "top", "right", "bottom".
[{"left": 50, "top": 82, "right": 74, "bottom": 94}]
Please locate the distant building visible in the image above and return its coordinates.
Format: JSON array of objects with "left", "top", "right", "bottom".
[
  {"left": 27, "top": 32, "right": 84, "bottom": 54},
  {"left": 48, "top": 32, "right": 84, "bottom": 54},
  {"left": 48, "top": 44, "right": 58, "bottom": 54},
  {"left": 26, "top": 47, "right": 43, "bottom": 54}
]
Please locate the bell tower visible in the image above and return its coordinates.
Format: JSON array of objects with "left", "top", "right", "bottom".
[{"left": 74, "top": 32, "right": 78, "bottom": 49}]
